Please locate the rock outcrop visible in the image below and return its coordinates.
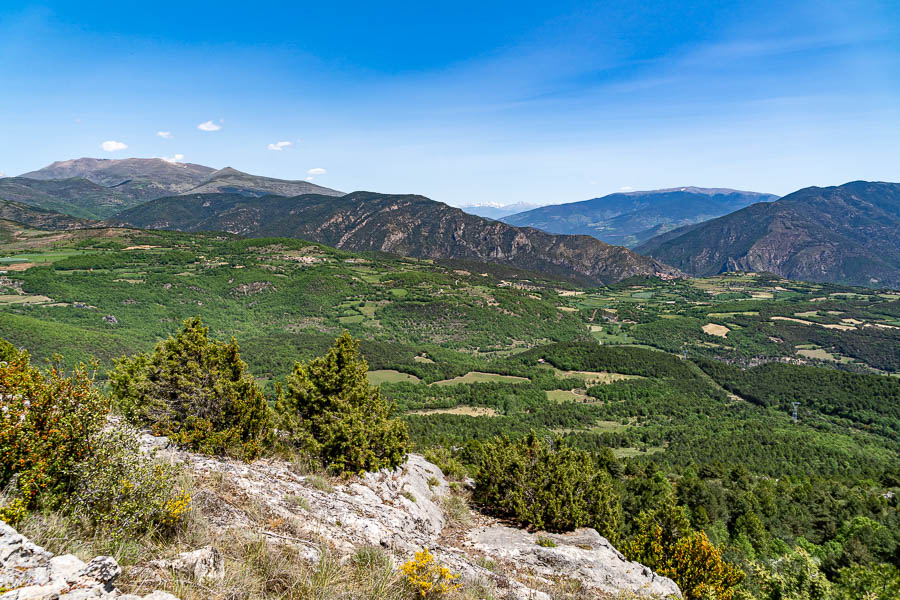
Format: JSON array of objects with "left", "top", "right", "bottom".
[
  {"left": 141, "top": 432, "right": 681, "bottom": 599},
  {"left": 0, "top": 521, "right": 177, "bottom": 600},
  {"left": 466, "top": 526, "right": 681, "bottom": 598}
]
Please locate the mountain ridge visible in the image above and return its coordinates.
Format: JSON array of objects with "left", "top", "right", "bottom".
[
  {"left": 185, "top": 166, "right": 343, "bottom": 197},
  {"left": 12, "top": 158, "right": 342, "bottom": 217},
  {"left": 0, "top": 198, "right": 94, "bottom": 230},
  {"left": 502, "top": 187, "right": 778, "bottom": 247},
  {"left": 635, "top": 181, "right": 900, "bottom": 288},
  {"left": 112, "top": 190, "right": 683, "bottom": 285}
]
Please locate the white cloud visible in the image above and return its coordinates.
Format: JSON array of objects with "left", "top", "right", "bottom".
[
  {"left": 197, "top": 120, "right": 221, "bottom": 132},
  {"left": 157, "top": 131, "right": 173, "bottom": 139},
  {"left": 160, "top": 154, "right": 185, "bottom": 164},
  {"left": 267, "top": 141, "right": 292, "bottom": 151},
  {"left": 0, "top": 171, "right": 6, "bottom": 178},
  {"left": 307, "top": 167, "right": 326, "bottom": 175},
  {"left": 619, "top": 186, "right": 634, "bottom": 192},
  {"left": 101, "top": 140, "right": 128, "bottom": 152},
  {"left": 306, "top": 176, "right": 314, "bottom": 181}
]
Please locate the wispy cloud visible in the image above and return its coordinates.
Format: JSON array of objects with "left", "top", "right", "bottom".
[
  {"left": 307, "top": 167, "right": 326, "bottom": 175},
  {"left": 619, "top": 186, "right": 633, "bottom": 191},
  {"left": 101, "top": 140, "right": 128, "bottom": 152},
  {"left": 267, "top": 141, "right": 292, "bottom": 151},
  {"left": 157, "top": 131, "right": 173, "bottom": 139},
  {"left": 197, "top": 120, "right": 221, "bottom": 132},
  {"left": 160, "top": 154, "right": 185, "bottom": 163}
]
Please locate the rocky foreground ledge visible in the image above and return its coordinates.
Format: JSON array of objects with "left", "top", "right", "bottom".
[
  {"left": 0, "top": 520, "right": 175, "bottom": 600},
  {"left": 144, "top": 430, "right": 681, "bottom": 599},
  {"left": 2, "top": 432, "right": 681, "bottom": 599}
]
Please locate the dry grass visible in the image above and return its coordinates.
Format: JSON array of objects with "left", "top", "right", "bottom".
[
  {"left": 701, "top": 323, "right": 730, "bottom": 338},
  {"left": 12, "top": 452, "right": 625, "bottom": 600},
  {"left": 433, "top": 372, "right": 529, "bottom": 386},
  {"left": 15, "top": 474, "right": 499, "bottom": 600},
  {"left": 408, "top": 406, "right": 499, "bottom": 417}
]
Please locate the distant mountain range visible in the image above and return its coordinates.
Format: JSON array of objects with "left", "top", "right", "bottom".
[
  {"left": 636, "top": 181, "right": 900, "bottom": 288},
  {"left": 8, "top": 158, "right": 341, "bottom": 219},
  {"left": 113, "top": 191, "right": 681, "bottom": 285},
  {"left": 502, "top": 187, "right": 779, "bottom": 247},
  {"left": 459, "top": 202, "right": 542, "bottom": 220},
  {"left": 5, "top": 157, "right": 899, "bottom": 288}
]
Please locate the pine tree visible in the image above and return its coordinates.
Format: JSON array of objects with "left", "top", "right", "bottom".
[
  {"left": 472, "top": 432, "right": 621, "bottom": 540},
  {"left": 109, "top": 317, "right": 271, "bottom": 459},
  {"left": 279, "top": 331, "right": 409, "bottom": 475}
]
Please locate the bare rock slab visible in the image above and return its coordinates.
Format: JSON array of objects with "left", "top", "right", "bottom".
[{"left": 467, "top": 526, "right": 681, "bottom": 598}]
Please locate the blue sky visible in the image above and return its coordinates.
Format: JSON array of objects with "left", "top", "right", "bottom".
[{"left": 1, "top": 1, "right": 898, "bottom": 206}]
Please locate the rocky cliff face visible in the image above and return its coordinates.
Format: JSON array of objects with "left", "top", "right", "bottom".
[
  {"left": 114, "top": 191, "right": 683, "bottom": 286},
  {"left": 2, "top": 429, "right": 681, "bottom": 599}
]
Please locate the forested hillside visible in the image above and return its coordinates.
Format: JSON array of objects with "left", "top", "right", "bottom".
[{"left": 112, "top": 191, "right": 682, "bottom": 285}]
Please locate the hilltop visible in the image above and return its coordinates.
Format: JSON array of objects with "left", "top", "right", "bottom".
[
  {"left": 185, "top": 166, "right": 343, "bottom": 197},
  {"left": 9, "top": 158, "right": 342, "bottom": 219},
  {"left": 0, "top": 198, "right": 93, "bottom": 230}
]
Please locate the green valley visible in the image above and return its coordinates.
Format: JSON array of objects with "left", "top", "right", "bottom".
[{"left": 1, "top": 222, "right": 898, "bottom": 598}]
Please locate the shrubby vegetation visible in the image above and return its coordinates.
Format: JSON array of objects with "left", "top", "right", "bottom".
[
  {"left": 66, "top": 428, "right": 191, "bottom": 538},
  {"left": 3, "top": 229, "right": 899, "bottom": 598},
  {"left": 472, "top": 432, "right": 620, "bottom": 540},
  {"left": 0, "top": 347, "right": 107, "bottom": 520},
  {"left": 0, "top": 344, "right": 189, "bottom": 537},
  {"left": 625, "top": 492, "right": 744, "bottom": 600}
]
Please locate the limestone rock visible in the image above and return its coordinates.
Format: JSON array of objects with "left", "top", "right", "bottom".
[
  {"left": 467, "top": 526, "right": 681, "bottom": 598},
  {"left": 138, "top": 435, "right": 682, "bottom": 599},
  {"left": 0, "top": 521, "right": 177, "bottom": 600},
  {"left": 149, "top": 546, "right": 224, "bottom": 582},
  {"left": 78, "top": 556, "right": 121, "bottom": 584}
]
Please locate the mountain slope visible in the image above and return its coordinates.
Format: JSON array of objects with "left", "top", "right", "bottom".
[
  {"left": 635, "top": 181, "right": 900, "bottom": 288},
  {"left": 502, "top": 187, "right": 778, "bottom": 247},
  {"left": 0, "top": 199, "right": 94, "bottom": 230},
  {"left": 113, "top": 191, "right": 682, "bottom": 285},
  {"left": 185, "top": 167, "right": 343, "bottom": 197},
  {"left": 0, "top": 176, "right": 136, "bottom": 219}
]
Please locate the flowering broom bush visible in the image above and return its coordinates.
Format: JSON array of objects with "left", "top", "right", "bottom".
[
  {"left": 399, "top": 548, "right": 461, "bottom": 598},
  {"left": 0, "top": 348, "right": 107, "bottom": 522},
  {"left": 66, "top": 428, "right": 191, "bottom": 538}
]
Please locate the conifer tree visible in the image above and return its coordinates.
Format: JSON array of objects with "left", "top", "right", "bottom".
[
  {"left": 279, "top": 331, "right": 409, "bottom": 475},
  {"left": 473, "top": 432, "right": 621, "bottom": 540},
  {"left": 109, "top": 317, "right": 271, "bottom": 459}
]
